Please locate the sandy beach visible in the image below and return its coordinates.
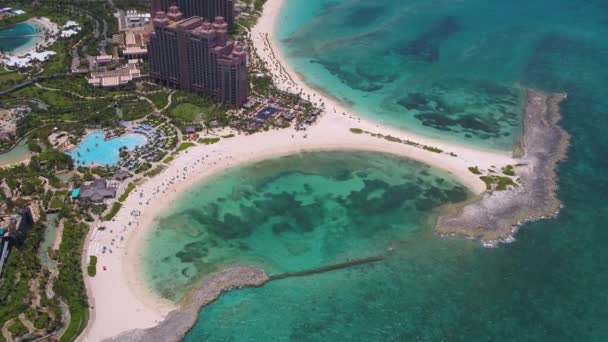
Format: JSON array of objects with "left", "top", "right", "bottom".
[
  {"left": 0, "top": 17, "right": 59, "bottom": 67},
  {"left": 80, "top": 0, "right": 518, "bottom": 340}
]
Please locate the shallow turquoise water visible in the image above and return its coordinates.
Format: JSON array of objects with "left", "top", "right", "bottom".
[
  {"left": 276, "top": 0, "right": 608, "bottom": 150},
  {"left": 68, "top": 132, "right": 146, "bottom": 166},
  {"left": 143, "top": 152, "right": 469, "bottom": 301},
  {"left": 0, "top": 22, "right": 37, "bottom": 53},
  {"left": 0, "top": 137, "right": 31, "bottom": 166},
  {"left": 180, "top": 0, "right": 608, "bottom": 340}
]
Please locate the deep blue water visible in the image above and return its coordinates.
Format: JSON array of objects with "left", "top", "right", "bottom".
[{"left": 179, "top": 0, "right": 608, "bottom": 340}]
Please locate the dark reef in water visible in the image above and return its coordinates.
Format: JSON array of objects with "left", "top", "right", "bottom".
[
  {"left": 436, "top": 90, "right": 570, "bottom": 243},
  {"left": 391, "top": 16, "right": 461, "bottom": 63},
  {"left": 310, "top": 58, "right": 396, "bottom": 92},
  {"left": 396, "top": 82, "right": 521, "bottom": 141}
]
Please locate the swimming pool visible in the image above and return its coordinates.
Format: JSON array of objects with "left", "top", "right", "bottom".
[{"left": 68, "top": 132, "right": 147, "bottom": 166}]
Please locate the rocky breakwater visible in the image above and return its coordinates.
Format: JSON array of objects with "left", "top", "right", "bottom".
[
  {"left": 105, "top": 266, "right": 269, "bottom": 342},
  {"left": 436, "top": 89, "right": 570, "bottom": 244}
]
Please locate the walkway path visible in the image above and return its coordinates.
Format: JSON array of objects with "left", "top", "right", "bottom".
[{"left": 1, "top": 318, "right": 14, "bottom": 342}]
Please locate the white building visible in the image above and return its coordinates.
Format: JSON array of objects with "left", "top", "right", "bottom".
[{"left": 116, "top": 10, "right": 152, "bottom": 31}]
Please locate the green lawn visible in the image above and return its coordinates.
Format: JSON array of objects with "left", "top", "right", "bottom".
[
  {"left": 0, "top": 70, "right": 25, "bottom": 88},
  {"left": 118, "top": 183, "right": 136, "bottom": 202},
  {"left": 167, "top": 91, "right": 229, "bottom": 128},
  {"left": 103, "top": 202, "right": 122, "bottom": 221},
  {"left": 199, "top": 137, "right": 221, "bottom": 145},
  {"left": 175, "top": 142, "right": 196, "bottom": 152},
  {"left": 87, "top": 255, "right": 97, "bottom": 277},
  {"left": 169, "top": 103, "right": 202, "bottom": 122},
  {"left": 147, "top": 92, "right": 169, "bottom": 109}
]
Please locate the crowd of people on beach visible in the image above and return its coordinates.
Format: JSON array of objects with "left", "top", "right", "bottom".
[{"left": 251, "top": 31, "right": 362, "bottom": 124}]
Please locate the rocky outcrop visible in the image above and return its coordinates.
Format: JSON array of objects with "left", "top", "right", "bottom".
[
  {"left": 436, "top": 90, "right": 569, "bottom": 244},
  {"left": 105, "top": 266, "right": 268, "bottom": 342}
]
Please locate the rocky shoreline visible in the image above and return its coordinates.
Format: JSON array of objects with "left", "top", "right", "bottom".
[
  {"left": 436, "top": 89, "right": 570, "bottom": 244},
  {"left": 104, "top": 266, "right": 269, "bottom": 342}
]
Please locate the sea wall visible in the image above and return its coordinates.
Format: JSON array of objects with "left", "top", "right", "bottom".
[
  {"left": 104, "top": 266, "right": 269, "bottom": 342},
  {"left": 436, "top": 89, "right": 569, "bottom": 243}
]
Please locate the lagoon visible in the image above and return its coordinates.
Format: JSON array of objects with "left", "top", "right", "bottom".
[
  {"left": 0, "top": 22, "right": 38, "bottom": 54},
  {"left": 0, "top": 138, "right": 31, "bottom": 166},
  {"left": 183, "top": 0, "right": 608, "bottom": 340}
]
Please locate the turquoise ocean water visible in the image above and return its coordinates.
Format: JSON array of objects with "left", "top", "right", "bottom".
[
  {"left": 142, "top": 0, "right": 608, "bottom": 340},
  {"left": 276, "top": 0, "right": 608, "bottom": 150},
  {"left": 0, "top": 22, "right": 37, "bottom": 53}
]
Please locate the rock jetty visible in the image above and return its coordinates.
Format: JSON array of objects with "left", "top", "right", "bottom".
[{"left": 105, "top": 266, "right": 268, "bottom": 342}]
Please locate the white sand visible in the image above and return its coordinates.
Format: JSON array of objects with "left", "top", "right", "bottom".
[
  {"left": 0, "top": 17, "right": 59, "bottom": 67},
  {"left": 79, "top": 0, "right": 518, "bottom": 340}
]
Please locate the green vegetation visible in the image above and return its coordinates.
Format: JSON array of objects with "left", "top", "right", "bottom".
[
  {"left": 87, "top": 256, "right": 97, "bottom": 277},
  {"left": 480, "top": 175, "right": 517, "bottom": 191},
  {"left": 254, "top": 0, "right": 267, "bottom": 11},
  {"left": 350, "top": 128, "right": 448, "bottom": 155},
  {"left": 0, "top": 223, "right": 45, "bottom": 326},
  {"left": 103, "top": 202, "right": 122, "bottom": 221},
  {"left": 422, "top": 146, "right": 443, "bottom": 153},
  {"left": 167, "top": 91, "right": 228, "bottom": 129},
  {"left": 170, "top": 103, "right": 202, "bottom": 122},
  {"left": 54, "top": 220, "right": 89, "bottom": 342},
  {"left": 112, "top": 0, "right": 149, "bottom": 11},
  {"left": 0, "top": 69, "right": 25, "bottom": 89},
  {"left": 222, "top": 134, "right": 236, "bottom": 138},
  {"left": 175, "top": 142, "right": 196, "bottom": 153},
  {"left": 134, "top": 162, "right": 152, "bottom": 174},
  {"left": 118, "top": 183, "right": 136, "bottom": 202},
  {"left": 384, "top": 135, "right": 403, "bottom": 143},
  {"left": 199, "top": 137, "right": 221, "bottom": 145},
  {"left": 0, "top": 12, "right": 34, "bottom": 29},
  {"left": 250, "top": 75, "right": 273, "bottom": 95},
  {"left": 502, "top": 165, "right": 516, "bottom": 176},
  {"left": 32, "top": 311, "right": 51, "bottom": 330},
  {"left": 49, "top": 196, "right": 65, "bottom": 210},
  {"left": 147, "top": 92, "right": 169, "bottom": 109},
  {"left": 468, "top": 166, "right": 482, "bottom": 175},
  {"left": 118, "top": 99, "right": 154, "bottom": 121},
  {"left": 7, "top": 319, "right": 29, "bottom": 338},
  {"left": 144, "top": 166, "right": 165, "bottom": 178},
  {"left": 163, "top": 156, "right": 175, "bottom": 164}
]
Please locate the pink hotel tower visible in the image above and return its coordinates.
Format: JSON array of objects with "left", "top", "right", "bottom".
[{"left": 148, "top": 6, "right": 248, "bottom": 106}]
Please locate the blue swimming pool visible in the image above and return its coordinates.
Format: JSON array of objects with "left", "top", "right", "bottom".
[
  {"left": 256, "top": 106, "right": 279, "bottom": 120},
  {"left": 68, "top": 132, "right": 147, "bottom": 166}
]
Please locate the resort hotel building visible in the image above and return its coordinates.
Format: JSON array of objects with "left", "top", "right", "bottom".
[
  {"left": 148, "top": 6, "right": 248, "bottom": 106},
  {"left": 150, "top": 0, "right": 235, "bottom": 29}
]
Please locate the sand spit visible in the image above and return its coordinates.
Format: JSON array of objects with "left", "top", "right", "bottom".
[
  {"left": 436, "top": 90, "right": 569, "bottom": 244},
  {"left": 104, "top": 266, "right": 268, "bottom": 342}
]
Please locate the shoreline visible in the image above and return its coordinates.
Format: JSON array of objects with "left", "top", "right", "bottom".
[
  {"left": 0, "top": 17, "right": 59, "bottom": 67},
  {"left": 80, "top": 0, "right": 522, "bottom": 340},
  {"left": 81, "top": 128, "right": 515, "bottom": 341},
  {"left": 436, "top": 90, "right": 570, "bottom": 244},
  {"left": 249, "top": 0, "right": 513, "bottom": 157}
]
